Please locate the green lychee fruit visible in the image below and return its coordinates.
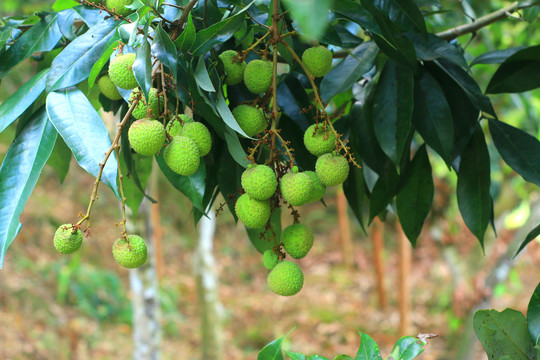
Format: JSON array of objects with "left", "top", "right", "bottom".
[
  {"left": 129, "top": 87, "right": 164, "bottom": 120},
  {"left": 235, "top": 193, "right": 271, "bottom": 229},
  {"left": 232, "top": 105, "right": 267, "bottom": 137},
  {"left": 304, "top": 171, "right": 326, "bottom": 203},
  {"left": 166, "top": 114, "right": 193, "bottom": 137},
  {"left": 267, "top": 261, "right": 304, "bottom": 296},
  {"left": 303, "top": 124, "right": 336, "bottom": 156},
  {"left": 108, "top": 53, "right": 138, "bottom": 89},
  {"left": 244, "top": 59, "right": 273, "bottom": 94},
  {"left": 281, "top": 223, "right": 314, "bottom": 259},
  {"left": 302, "top": 46, "right": 333, "bottom": 78},
  {"left": 315, "top": 153, "right": 350, "bottom": 186},
  {"left": 219, "top": 50, "right": 246, "bottom": 86},
  {"left": 54, "top": 224, "right": 83, "bottom": 254},
  {"left": 263, "top": 250, "right": 279, "bottom": 270},
  {"left": 97, "top": 75, "right": 122, "bottom": 100},
  {"left": 128, "top": 119, "right": 166, "bottom": 156},
  {"left": 112, "top": 234, "right": 147, "bottom": 268},
  {"left": 241, "top": 164, "right": 277, "bottom": 200},
  {"left": 163, "top": 136, "right": 200, "bottom": 176},
  {"left": 280, "top": 167, "right": 314, "bottom": 206},
  {"left": 180, "top": 122, "right": 212, "bottom": 156},
  {"left": 106, "top": 0, "right": 134, "bottom": 16}
]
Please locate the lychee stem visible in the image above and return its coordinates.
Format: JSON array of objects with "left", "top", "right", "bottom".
[{"left": 115, "top": 146, "right": 128, "bottom": 237}]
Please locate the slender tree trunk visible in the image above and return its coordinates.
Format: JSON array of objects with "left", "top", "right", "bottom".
[
  {"left": 397, "top": 222, "right": 411, "bottom": 336},
  {"left": 372, "top": 218, "right": 388, "bottom": 309},
  {"left": 194, "top": 208, "right": 224, "bottom": 360}
]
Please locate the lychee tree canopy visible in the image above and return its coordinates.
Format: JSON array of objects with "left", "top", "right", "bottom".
[{"left": 1, "top": 0, "right": 540, "bottom": 268}]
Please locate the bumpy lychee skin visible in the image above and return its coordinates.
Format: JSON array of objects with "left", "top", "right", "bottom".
[
  {"left": 219, "top": 50, "right": 246, "bottom": 86},
  {"left": 97, "top": 75, "right": 122, "bottom": 100},
  {"left": 263, "top": 250, "right": 279, "bottom": 270},
  {"left": 244, "top": 59, "right": 273, "bottom": 94},
  {"left": 280, "top": 168, "right": 314, "bottom": 206},
  {"left": 109, "top": 53, "right": 137, "bottom": 89},
  {"left": 54, "top": 224, "right": 83, "bottom": 254},
  {"left": 163, "top": 136, "right": 200, "bottom": 176},
  {"left": 106, "top": 0, "right": 134, "bottom": 16},
  {"left": 235, "top": 193, "right": 271, "bottom": 229},
  {"left": 267, "top": 261, "right": 304, "bottom": 296},
  {"left": 241, "top": 164, "right": 277, "bottom": 200},
  {"left": 303, "top": 124, "right": 336, "bottom": 156},
  {"left": 281, "top": 223, "right": 314, "bottom": 259},
  {"left": 129, "top": 87, "right": 164, "bottom": 120},
  {"left": 304, "top": 171, "right": 326, "bottom": 203},
  {"left": 316, "top": 153, "right": 350, "bottom": 186},
  {"left": 232, "top": 105, "right": 267, "bottom": 137},
  {"left": 112, "top": 235, "right": 147, "bottom": 268},
  {"left": 302, "top": 46, "right": 333, "bottom": 78},
  {"left": 128, "top": 119, "right": 166, "bottom": 156},
  {"left": 180, "top": 122, "right": 212, "bottom": 156},
  {"left": 166, "top": 114, "right": 193, "bottom": 137}
]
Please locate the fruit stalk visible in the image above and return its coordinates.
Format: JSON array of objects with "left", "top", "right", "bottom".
[{"left": 114, "top": 146, "right": 128, "bottom": 237}]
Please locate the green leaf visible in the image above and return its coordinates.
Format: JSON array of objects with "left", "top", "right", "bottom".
[
  {"left": 194, "top": 56, "right": 215, "bottom": 92},
  {"left": 0, "top": 12, "right": 63, "bottom": 79},
  {"left": 47, "top": 19, "right": 118, "bottom": 91},
  {"left": 527, "top": 282, "right": 540, "bottom": 345},
  {"left": 246, "top": 207, "right": 281, "bottom": 254},
  {"left": 470, "top": 46, "right": 526, "bottom": 66},
  {"left": 412, "top": 69, "right": 454, "bottom": 165},
  {"left": 489, "top": 119, "right": 540, "bottom": 187},
  {"left": 372, "top": 61, "right": 413, "bottom": 165},
  {"left": 486, "top": 45, "right": 540, "bottom": 94},
  {"left": 119, "top": 152, "right": 152, "bottom": 219},
  {"left": 258, "top": 331, "right": 293, "bottom": 360},
  {"left": 152, "top": 23, "right": 178, "bottom": 83},
  {"left": 134, "top": 40, "right": 152, "bottom": 102},
  {"left": 46, "top": 89, "right": 119, "bottom": 197},
  {"left": 174, "top": 12, "right": 196, "bottom": 52},
  {"left": 331, "top": 0, "right": 381, "bottom": 34},
  {"left": 405, "top": 33, "right": 468, "bottom": 69},
  {"left": 354, "top": 331, "right": 382, "bottom": 360},
  {"left": 224, "top": 128, "right": 250, "bottom": 168},
  {"left": 514, "top": 223, "right": 540, "bottom": 258},
  {"left": 282, "top": 0, "right": 331, "bottom": 40},
  {"left": 308, "top": 356, "right": 330, "bottom": 360},
  {"left": 388, "top": 337, "right": 426, "bottom": 360},
  {"left": 343, "top": 162, "right": 366, "bottom": 232},
  {"left": 334, "top": 356, "right": 353, "bottom": 360},
  {"left": 368, "top": 162, "right": 399, "bottom": 222},
  {"left": 285, "top": 352, "right": 306, "bottom": 360},
  {"left": 396, "top": 144, "right": 433, "bottom": 246},
  {"left": 46, "top": 135, "right": 72, "bottom": 183},
  {"left": 456, "top": 126, "right": 491, "bottom": 247},
  {"left": 155, "top": 153, "right": 205, "bottom": 211},
  {"left": 217, "top": 91, "right": 251, "bottom": 139},
  {"left": 0, "top": 68, "right": 49, "bottom": 134},
  {"left": 88, "top": 32, "right": 121, "bottom": 89},
  {"left": 369, "top": 0, "right": 427, "bottom": 36},
  {"left": 0, "top": 108, "right": 57, "bottom": 268},
  {"left": 320, "top": 41, "right": 379, "bottom": 102},
  {"left": 474, "top": 309, "right": 535, "bottom": 360}
]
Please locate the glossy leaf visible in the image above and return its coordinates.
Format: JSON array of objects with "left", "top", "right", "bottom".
[
  {"left": 406, "top": 33, "right": 468, "bottom": 69},
  {"left": 88, "top": 32, "right": 121, "bottom": 88},
  {"left": 174, "top": 12, "right": 196, "bottom": 52},
  {"left": 486, "top": 45, "right": 540, "bottom": 94},
  {"left": 470, "top": 46, "right": 526, "bottom": 66},
  {"left": 527, "top": 282, "right": 540, "bottom": 345},
  {"left": 46, "top": 135, "right": 72, "bottom": 183},
  {"left": 387, "top": 337, "right": 426, "bottom": 359},
  {"left": 120, "top": 152, "right": 153, "bottom": 219},
  {"left": 396, "top": 145, "right": 433, "bottom": 246},
  {"left": 258, "top": 334, "right": 286, "bottom": 360},
  {"left": 489, "top": 119, "right": 540, "bottom": 187},
  {"left": 474, "top": 309, "right": 535, "bottom": 360},
  {"left": 372, "top": 61, "right": 413, "bottom": 165},
  {"left": 224, "top": 128, "right": 250, "bottom": 168},
  {"left": 514, "top": 223, "right": 540, "bottom": 258},
  {"left": 134, "top": 40, "right": 152, "bottom": 102},
  {"left": 72, "top": 6, "right": 108, "bottom": 27},
  {"left": 332, "top": 0, "right": 381, "bottom": 34},
  {"left": 369, "top": 0, "right": 427, "bottom": 36},
  {"left": 0, "top": 68, "right": 49, "bottom": 134},
  {"left": 152, "top": 23, "right": 178, "bottom": 83},
  {"left": 46, "top": 89, "right": 119, "bottom": 197},
  {"left": 457, "top": 127, "right": 491, "bottom": 247},
  {"left": 247, "top": 207, "right": 281, "bottom": 254},
  {"left": 0, "top": 108, "right": 57, "bottom": 267},
  {"left": 343, "top": 153, "right": 366, "bottom": 232},
  {"left": 334, "top": 356, "right": 353, "bottom": 360},
  {"left": 217, "top": 91, "right": 251, "bottom": 138},
  {"left": 354, "top": 332, "right": 382, "bottom": 360},
  {"left": 368, "top": 162, "right": 399, "bottom": 222},
  {"left": 282, "top": 0, "right": 331, "bottom": 40},
  {"left": 194, "top": 56, "right": 215, "bottom": 92},
  {"left": 286, "top": 352, "right": 306, "bottom": 360},
  {"left": 47, "top": 19, "right": 118, "bottom": 91}
]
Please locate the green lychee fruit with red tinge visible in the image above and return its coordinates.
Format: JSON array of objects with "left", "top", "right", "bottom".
[
  {"left": 244, "top": 59, "right": 273, "bottom": 94},
  {"left": 280, "top": 167, "right": 314, "bottom": 206},
  {"left": 281, "top": 223, "right": 314, "bottom": 259},
  {"left": 235, "top": 193, "right": 271, "bottom": 229},
  {"left": 303, "top": 123, "right": 336, "bottom": 156},
  {"left": 97, "top": 75, "right": 123, "bottom": 100},
  {"left": 263, "top": 250, "right": 279, "bottom": 270},
  {"left": 128, "top": 119, "right": 166, "bottom": 156},
  {"left": 219, "top": 50, "right": 246, "bottom": 86},
  {"left": 108, "top": 53, "right": 138, "bottom": 89},
  {"left": 54, "top": 224, "right": 83, "bottom": 254},
  {"left": 129, "top": 87, "right": 164, "bottom": 120},
  {"left": 302, "top": 46, "right": 333, "bottom": 78},
  {"left": 232, "top": 105, "right": 267, "bottom": 137},
  {"left": 315, "top": 152, "right": 350, "bottom": 186},
  {"left": 112, "top": 234, "right": 147, "bottom": 268},
  {"left": 163, "top": 136, "right": 200, "bottom": 176},
  {"left": 267, "top": 261, "right": 304, "bottom": 296},
  {"left": 180, "top": 122, "right": 212, "bottom": 156},
  {"left": 241, "top": 164, "right": 277, "bottom": 200}
]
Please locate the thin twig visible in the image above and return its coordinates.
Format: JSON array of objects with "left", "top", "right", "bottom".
[
  {"left": 170, "top": 0, "right": 199, "bottom": 41},
  {"left": 114, "top": 146, "right": 128, "bottom": 237}
]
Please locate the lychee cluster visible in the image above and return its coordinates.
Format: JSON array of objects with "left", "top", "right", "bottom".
[{"left": 235, "top": 164, "right": 276, "bottom": 229}]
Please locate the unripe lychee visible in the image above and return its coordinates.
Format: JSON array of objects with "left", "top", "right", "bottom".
[
  {"left": 244, "top": 59, "right": 273, "bottom": 94},
  {"left": 219, "top": 50, "right": 246, "bottom": 85},
  {"left": 302, "top": 46, "right": 333, "bottom": 78},
  {"left": 303, "top": 124, "right": 336, "bottom": 156},
  {"left": 263, "top": 250, "right": 279, "bottom": 270},
  {"left": 128, "top": 119, "right": 166, "bottom": 156},
  {"left": 163, "top": 136, "right": 200, "bottom": 176},
  {"left": 232, "top": 105, "right": 267, "bottom": 137},
  {"left": 108, "top": 53, "right": 138, "bottom": 89},
  {"left": 267, "top": 261, "right": 304, "bottom": 296},
  {"left": 97, "top": 75, "right": 122, "bottom": 100},
  {"left": 315, "top": 153, "right": 350, "bottom": 186},
  {"left": 281, "top": 223, "right": 314, "bottom": 259},
  {"left": 166, "top": 114, "right": 193, "bottom": 137},
  {"left": 129, "top": 87, "right": 164, "bottom": 120},
  {"left": 54, "top": 224, "right": 83, "bottom": 254},
  {"left": 280, "top": 167, "right": 314, "bottom": 206},
  {"left": 112, "top": 234, "right": 147, "bottom": 268},
  {"left": 235, "top": 193, "right": 271, "bottom": 229},
  {"left": 241, "top": 164, "right": 277, "bottom": 200},
  {"left": 180, "top": 122, "right": 212, "bottom": 156},
  {"left": 106, "top": 0, "right": 134, "bottom": 16},
  {"left": 304, "top": 171, "right": 326, "bottom": 203}
]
